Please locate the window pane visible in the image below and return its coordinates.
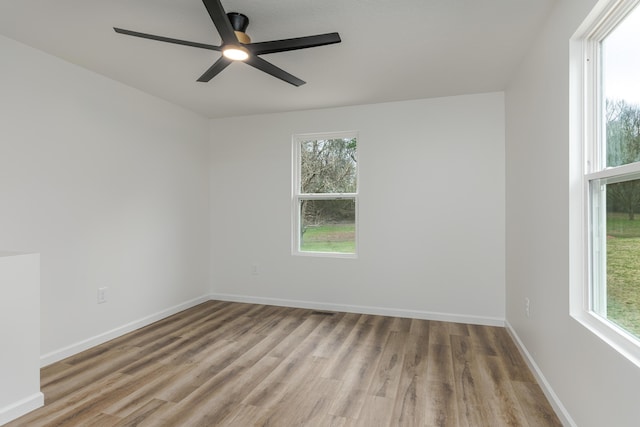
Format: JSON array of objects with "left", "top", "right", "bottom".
[
  {"left": 597, "top": 178, "right": 640, "bottom": 338},
  {"left": 300, "top": 199, "right": 355, "bottom": 253},
  {"left": 300, "top": 138, "right": 357, "bottom": 193},
  {"left": 603, "top": 5, "right": 640, "bottom": 167}
]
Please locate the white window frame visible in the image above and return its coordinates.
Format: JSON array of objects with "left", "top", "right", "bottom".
[
  {"left": 571, "top": 0, "right": 640, "bottom": 368},
  {"left": 291, "top": 131, "right": 359, "bottom": 258}
]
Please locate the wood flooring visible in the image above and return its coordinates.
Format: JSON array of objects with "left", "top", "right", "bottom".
[{"left": 6, "top": 301, "right": 562, "bottom": 426}]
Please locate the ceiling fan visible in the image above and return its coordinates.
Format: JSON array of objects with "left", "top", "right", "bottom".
[{"left": 114, "top": 0, "right": 341, "bottom": 87}]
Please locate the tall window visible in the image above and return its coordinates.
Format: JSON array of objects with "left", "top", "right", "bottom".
[
  {"left": 577, "top": 0, "right": 640, "bottom": 360},
  {"left": 292, "top": 132, "right": 358, "bottom": 257}
]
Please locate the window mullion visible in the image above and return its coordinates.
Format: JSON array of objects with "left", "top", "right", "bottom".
[
  {"left": 586, "top": 162, "right": 640, "bottom": 182},
  {"left": 298, "top": 193, "right": 357, "bottom": 200}
]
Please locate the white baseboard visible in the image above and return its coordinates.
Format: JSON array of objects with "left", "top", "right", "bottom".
[
  {"left": 0, "top": 392, "right": 44, "bottom": 426},
  {"left": 40, "top": 295, "right": 210, "bottom": 367},
  {"left": 209, "top": 293, "right": 505, "bottom": 327},
  {"left": 505, "top": 321, "right": 576, "bottom": 427},
  {"left": 38, "top": 291, "right": 504, "bottom": 366}
]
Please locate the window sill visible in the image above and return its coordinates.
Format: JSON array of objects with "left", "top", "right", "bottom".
[
  {"left": 292, "top": 251, "right": 358, "bottom": 259},
  {"left": 571, "top": 310, "right": 640, "bottom": 369}
]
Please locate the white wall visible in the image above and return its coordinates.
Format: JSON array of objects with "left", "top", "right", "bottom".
[
  {"left": 505, "top": 0, "right": 640, "bottom": 425},
  {"left": 0, "top": 35, "right": 211, "bottom": 363},
  {"left": 0, "top": 252, "right": 42, "bottom": 425},
  {"left": 209, "top": 93, "right": 505, "bottom": 324}
]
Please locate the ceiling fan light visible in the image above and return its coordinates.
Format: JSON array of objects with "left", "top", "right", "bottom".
[{"left": 222, "top": 46, "right": 249, "bottom": 61}]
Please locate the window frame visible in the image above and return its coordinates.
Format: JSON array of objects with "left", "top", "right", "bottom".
[
  {"left": 571, "top": 0, "right": 640, "bottom": 367},
  {"left": 291, "top": 131, "right": 359, "bottom": 258}
]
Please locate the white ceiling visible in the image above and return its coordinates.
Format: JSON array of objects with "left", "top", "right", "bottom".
[{"left": 0, "top": 0, "right": 556, "bottom": 118}]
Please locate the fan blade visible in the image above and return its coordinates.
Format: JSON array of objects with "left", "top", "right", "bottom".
[
  {"left": 202, "top": 0, "right": 237, "bottom": 44},
  {"left": 245, "top": 56, "right": 305, "bottom": 86},
  {"left": 114, "top": 28, "right": 221, "bottom": 51},
  {"left": 197, "top": 57, "right": 232, "bottom": 82},
  {"left": 248, "top": 32, "right": 341, "bottom": 55}
]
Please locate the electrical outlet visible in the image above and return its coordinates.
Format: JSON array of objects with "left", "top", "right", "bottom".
[
  {"left": 525, "top": 297, "right": 530, "bottom": 318},
  {"left": 97, "top": 287, "right": 108, "bottom": 304}
]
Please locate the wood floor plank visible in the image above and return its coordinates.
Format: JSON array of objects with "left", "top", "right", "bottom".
[
  {"left": 254, "top": 370, "right": 339, "bottom": 426},
  {"left": 368, "top": 330, "right": 406, "bottom": 398},
  {"left": 426, "top": 344, "right": 452, "bottom": 383},
  {"left": 265, "top": 313, "right": 331, "bottom": 359},
  {"left": 216, "top": 403, "right": 263, "bottom": 426},
  {"left": 317, "top": 414, "right": 349, "bottom": 427},
  {"left": 425, "top": 343, "right": 458, "bottom": 427},
  {"left": 390, "top": 316, "right": 413, "bottom": 333},
  {"left": 328, "top": 316, "right": 393, "bottom": 419},
  {"left": 472, "top": 353, "right": 530, "bottom": 426},
  {"left": 243, "top": 313, "right": 352, "bottom": 410},
  {"left": 493, "top": 328, "right": 537, "bottom": 383},
  {"left": 511, "top": 381, "right": 564, "bottom": 427},
  {"left": 321, "top": 314, "right": 378, "bottom": 380},
  {"left": 424, "top": 380, "right": 458, "bottom": 427},
  {"left": 467, "top": 323, "right": 499, "bottom": 356},
  {"left": 160, "top": 351, "right": 283, "bottom": 426},
  {"left": 47, "top": 361, "right": 171, "bottom": 427},
  {"left": 448, "top": 322, "right": 470, "bottom": 337},
  {"left": 312, "top": 312, "right": 361, "bottom": 359},
  {"left": 429, "top": 320, "right": 451, "bottom": 346},
  {"left": 130, "top": 401, "right": 177, "bottom": 427},
  {"left": 42, "top": 347, "right": 148, "bottom": 403},
  {"left": 87, "top": 412, "right": 122, "bottom": 427},
  {"left": 389, "top": 318, "right": 431, "bottom": 426},
  {"left": 450, "top": 334, "right": 489, "bottom": 427},
  {"left": 352, "top": 394, "right": 395, "bottom": 427},
  {"left": 112, "top": 398, "right": 168, "bottom": 427},
  {"left": 6, "top": 302, "right": 562, "bottom": 427},
  {"left": 101, "top": 363, "right": 194, "bottom": 417}
]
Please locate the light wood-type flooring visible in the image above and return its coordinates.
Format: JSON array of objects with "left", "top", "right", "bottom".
[{"left": 7, "top": 301, "right": 562, "bottom": 426}]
